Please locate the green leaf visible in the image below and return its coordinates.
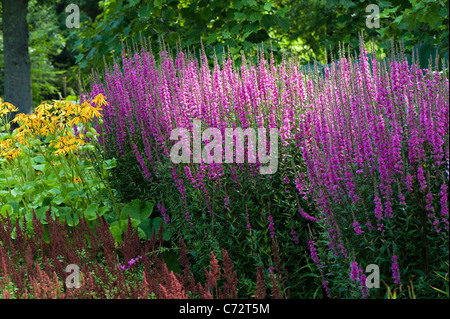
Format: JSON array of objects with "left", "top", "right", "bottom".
[
  {"left": 233, "top": 0, "right": 244, "bottom": 10},
  {"left": 243, "top": 0, "right": 257, "bottom": 6},
  {"left": 103, "top": 158, "right": 117, "bottom": 170},
  {"left": 33, "top": 164, "right": 47, "bottom": 172},
  {"left": 234, "top": 11, "right": 246, "bottom": 20},
  {"left": 393, "top": 15, "right": 403, "bottom": 24},
  {"left": 11, "top": 188, "right": 25, "bottom": 199},
  {"left": 129, "top": 0, "right": 141, "bottom": 6},
  {"left": 84, "top": 203, "right": 100, "bottom": 221},
  {"left": 31, "top": 155, "right": 46, "bottom": 164},
  {"left": 1, "top": 205, "right": 14, "bottom": 217},
  {"left": 277, "top": 17, "right": 290, "bottom": 32},
  {"left": 242, "top": 31, "right": 252, "bottom": 41},
  {"left": 47, "top": 188, "right": 61, "bottom": 196},
  {"left": 158, "top": 252, "right": 180, "bottom": 273},
  {"left": 206, "top": 33, "right": 219, "bottom": 45},
  {"left": 74, "top": 53, "right": 84, "bottom": 63},
  {"left": 249, "top": 12, "right": 262, "bottom": 22},
  {"left": 120, "top": 199, "right": 154, "bottom": 221},
  {"left": 22, "top": 182, "right": 36, "bottom": 194},
  {"left": 110, "top": 223, "right": 123, "bottom": 242},
  {"left": 154, "top": 0, "right": 162, "bottom": 9},
  {"left": 53, "top": 195, "right": 65, "bottom": 206},
  {"left": 231, "top": 24, "right": 242, "bottom": 35}
]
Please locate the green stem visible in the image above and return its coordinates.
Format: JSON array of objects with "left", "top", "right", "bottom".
[
  {"left": 89, "top": 137, "right": 120, "bottom": 218},
  {"left": 37, "top": 143, "right": 68, "bottom": 195},
  {"left": 5, "top": 159, "right": 29, "bottom": 213}
]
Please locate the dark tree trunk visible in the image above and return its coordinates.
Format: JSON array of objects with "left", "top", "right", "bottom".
[{"left": 2, "top": 0, "right": 32, "bottom": 117}]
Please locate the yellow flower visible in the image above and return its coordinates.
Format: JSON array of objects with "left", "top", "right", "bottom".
[
  {"left": 93, "top": 94, "right": 108, "bottom": 108},
  {"left": 0, "top": 102, "right": 18, "bottom": 115},
  {"left": 82, "top": 101, "right": 102, "bottom": 120},
  {"left": 0, "top": 138, "right": 13, "bottom": 149},
  {"left": 51, "top": 132, "right": 85, "bottom": 156},
  {"left": 11, "top": 113, "right": 30, "bottom": 125},
  {"left": 0, "top": 148, "right": 21, "bottom": 160},
  {"left": 0, "top": 138, "right": 21, "bottom": 160},
  {"left": 53, "top": 144, "right": 79, "bottom": 156}
]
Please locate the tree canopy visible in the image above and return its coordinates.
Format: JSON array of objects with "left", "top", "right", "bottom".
[{"left": 1, "top": 0, "right": 449, "bottom": 107}]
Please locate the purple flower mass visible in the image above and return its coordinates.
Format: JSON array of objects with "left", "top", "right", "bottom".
[
  {"left": 90, "top": 37, "right": 449, "bottom": 235},
  {"left": 88, "top": 36, "right": 449, "bottom": 298}
]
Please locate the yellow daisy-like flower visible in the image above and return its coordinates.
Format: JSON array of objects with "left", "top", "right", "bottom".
[
  {"left": 82, "top": 101, "right": 102, "bottom": 120},
  {"left": 0, "top": 148, "right": 21, "bottom": 160},
  {"left": 11, "top": 113, "right": 30, "bottom": 125},
  {"left": 93, "top": 94, "right": 108, "bottom": 108},
  {"left": 14, "top": 129, "right": 29, "bottom": 146},
  {"left": 72, "top": 177, "right": 83, "bottom": 184},
  {"left": 0, "top": 138, "right": 13, "bottom": 150},
  {"left": 0, "top": 102, "right": 19, "bottom": 115},
  {"left": 51, "top": 132, "right": 85, "bottom": 156},
  {"left": 0, "top": 138, "right": 21, "bottom": 160},
  {"left": 53, "top": 144, "right": 79, "bottom": 156}
]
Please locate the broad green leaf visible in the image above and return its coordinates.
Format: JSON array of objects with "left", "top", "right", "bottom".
[
  {"left": 1, "top": 205, "right": 14, "bottom": 217},
  {"left": 120, "top": 199, "right": 154, "bottom": 221},
  {"left": 249, "top": 12, "right": 262, "bottom": 22},
  {"left": 234, "top": 12, "right": 246, "bottom": 20},
  {"left": 33, "top": 164, "right": 47, "bottom": 172},
  {"left": 243, "top": 0, "right": 257, "bottom": 6},
  {"left": 233, "top": 0, "right": 244, "bottom": 10},
  {"left": 84, "top": 203, "right": 100, "bottom": 221},
  {"left": 31, "top": 155, "right": 46, "bottom": 164},
  {"left": 11, "top": 188, "right": 25, "bottom": 198},
  {"left": 110, "top": 223, "right": 123, "bottom": 242},
  {"left": 103, "top": 158, "right": 117, "bottom": 170}
]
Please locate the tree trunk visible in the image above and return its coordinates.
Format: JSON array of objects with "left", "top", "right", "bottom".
[{"left": 2, "top": 0, "right": 32, "bottom": 117}]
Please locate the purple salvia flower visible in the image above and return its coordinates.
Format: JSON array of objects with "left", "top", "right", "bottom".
[
  {"left": 158, "top": 203, "right": 170, "bottom": 226},
  {"left": 290, "top": 231, "right": 300, "bottom": 245},
  {"left": 360, "top": 273, "right": 369, "bottom": 298},
  {"left": 440, "top": 184, "right": 449, "bottom": 230},
  {"left": 391, "top": 255, "right": 401, "bottom": 285},
  {"left": 298, "top": 207, "right": 317, "bottom": 223},
  {"left": 350, "top": 262, "right": 359, "bottom": 281},
  {"left": 268, "top": 214, "right": 276, "bottom": 238},
  {"left": 417, "top": 166, "right": 427, "bottom": 191},
  {"left": 353, "top": 220, "right": 364, "bottom": 235},
  {"left": 119, "top": 255, "right": 143, "bottom": 271},
  {"left": 224, "top": 196, "right": 230, "bottom": 211},
  {"left": 307, "top": 240, "right": 322, "bottom": 267},
  {"left": 374, "top": 195, "right": 383, "bottom": 225}
]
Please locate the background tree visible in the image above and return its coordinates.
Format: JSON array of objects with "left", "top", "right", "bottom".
[
  {"left": 274, "top": 0, "right": 449, "bottom": 65},
  {"left": 74, "top": 0, "right": 291, "bottom": 71},
  {"left": 1, "top": 0, "right": 32, "bottom": 116},
  {"left": 74, "top": 0, "right": 448, "bottom": 78},
  {"left": 0, "top": 0, "right": 101, "bottom": 110}
]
